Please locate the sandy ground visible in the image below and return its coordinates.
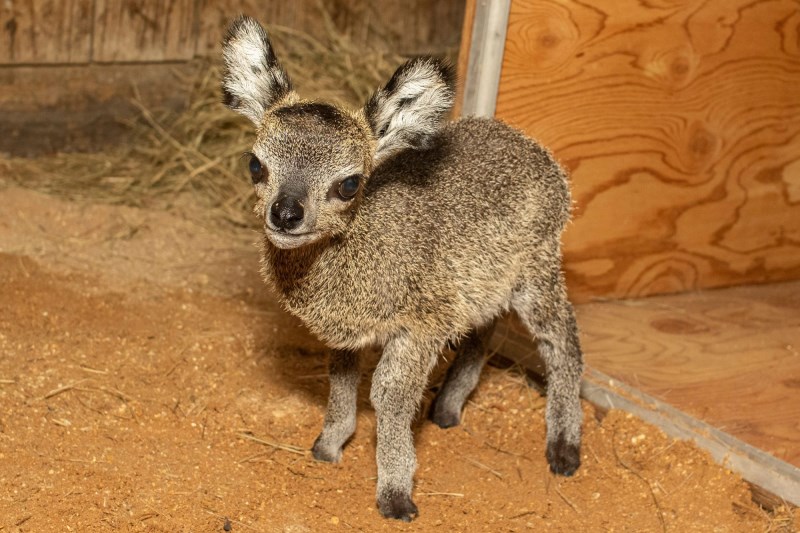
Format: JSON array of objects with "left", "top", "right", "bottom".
[{"left": 0, "top": 185, "right": 796, "bottom": 532}]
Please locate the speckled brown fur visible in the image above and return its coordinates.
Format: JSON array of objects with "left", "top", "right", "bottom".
[{"left": 222, "top": 15, "right": 584, "bottom": 521}]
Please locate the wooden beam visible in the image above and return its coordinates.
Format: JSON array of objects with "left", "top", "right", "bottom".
[
  {"left": 581, "top": 368, "right": 800, "bottom": 509},
  {"left": 490, "top": 352, "right": 800, "bottom": 510},
  {"left": 489, "top": 280, "right": 800, "bottom": 508}
]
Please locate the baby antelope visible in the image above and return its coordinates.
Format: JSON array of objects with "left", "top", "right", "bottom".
[{"left": 221, "top": 15, "right": 583, "bottom": 521}]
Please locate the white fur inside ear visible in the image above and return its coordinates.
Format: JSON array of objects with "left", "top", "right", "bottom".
[
  {"left": 366, "top": 58, "right": 455, "bottom": 163},
  {"left": 221, "top": 16, "right": 292, "bottom": 125}
]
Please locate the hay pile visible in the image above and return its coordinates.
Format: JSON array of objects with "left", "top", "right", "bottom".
[{"left": 2, "top": 14, "right": 405, "bottom": 227}]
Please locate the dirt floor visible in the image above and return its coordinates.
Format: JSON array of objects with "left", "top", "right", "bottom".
[{"left": 0, "top": 185, "right": 797, "bottom": 532}]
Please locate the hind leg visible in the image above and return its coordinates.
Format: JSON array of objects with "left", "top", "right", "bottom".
[
  {"left": 429, "top": 323, "right": 495, "bottom": 428},
  {"left": 512, "top": 266, "right": 583, "bottom": 476}
]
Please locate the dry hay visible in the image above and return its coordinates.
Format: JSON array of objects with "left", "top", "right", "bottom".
[{"left": 1, "top": 9, "right": 405, "bottom": 228}]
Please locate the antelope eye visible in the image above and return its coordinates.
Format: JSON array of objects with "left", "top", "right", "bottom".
[
  {"left": 249, "top": 155, "right": 264, "bottom": 183},
  {"left": 338, "top": 175, "right": 361, "bottom": 200}
]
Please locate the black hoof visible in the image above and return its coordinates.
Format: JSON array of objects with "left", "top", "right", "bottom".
[
  {"left": 378, "top": 491, "right": 419, "bottom": 522},
  {"left": 546, "top": 435, "right": 581, "bottom": 476},
  {"left": 429, "top": 397, "right": 461, "bottom": 429},
  {"left": 311, "top": 435, "right": 340, "bottom": 463}
]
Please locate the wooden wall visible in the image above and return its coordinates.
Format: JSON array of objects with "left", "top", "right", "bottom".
[
  {"left": 494, "top": 0, "right": 800, "bottom": 302},
  {"left": 93, "top": 0, "right": 198, "bottom": 62},
  {"left": 198, "top": 0, "right": 465, "bottom": 57},
  {"left": 0, "top": 0, "right": 464, "bottom": 155},
  {"left": 0, "top": 1, "right": 93, "bottom": 64},
  {"left": 0, "top": 0, "right": 465, "bottom": 65}
]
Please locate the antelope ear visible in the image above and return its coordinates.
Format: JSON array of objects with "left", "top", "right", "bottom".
[
  {"left": 221, "top": 15, "right": 294, "bottom": 125},
  {"left": 363, "top": 56, "right": 456, "bottom": 164}
]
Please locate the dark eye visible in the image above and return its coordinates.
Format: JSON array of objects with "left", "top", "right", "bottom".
[
  {"left": 249, "top": 155, "right": 264, "bottom": 184},
  {"left": 338, "top": 175, "right": 361, "bottom": 200}
]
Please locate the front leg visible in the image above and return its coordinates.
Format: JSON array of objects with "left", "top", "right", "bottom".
[
  {"left": 312, "top": 349, "right": 360, "bottom": 463},
  {"left": 370, "top": 335, "right": 439, "bottom": 522}
]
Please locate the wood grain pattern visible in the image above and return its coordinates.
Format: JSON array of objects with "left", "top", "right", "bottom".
[
  {"left": 495, "top": 0, "right": 800, "bottom": 302},
  {"left": 196, "top": 0, "right": 466, "bottom": 58},
  {"left": 1, "top": 0, "right": 463, "bottom": 65},
  {"left": 0, "top": 0, "right": 93, "bottom": 64},
  {"left": 576, "top": 280, "right": 800, "bottom": 467},
  {"left": 491, "top": 279, "right": 800, "bottom": 468},
  {"left": 93, "top": 0, "right": 197, "bottom": 62}
]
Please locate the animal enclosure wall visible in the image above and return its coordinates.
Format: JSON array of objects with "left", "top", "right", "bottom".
[
  {"left": 0, "top": 1, "right": 464, "bottom": 64},
  {"left": 490, "top": 0, "right": 800, "bottom": 303},
  {"left": 0, "top": 0, "right": 465, "bottom": 154}
]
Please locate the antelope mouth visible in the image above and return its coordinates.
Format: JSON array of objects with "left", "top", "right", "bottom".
[{"left": 266, "top": 229, "right": 320, "bottom": 249}]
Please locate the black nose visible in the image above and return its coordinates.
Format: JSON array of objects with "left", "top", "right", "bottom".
[{"left": 270, "top": 196, "right": 304, "bottom": 230}]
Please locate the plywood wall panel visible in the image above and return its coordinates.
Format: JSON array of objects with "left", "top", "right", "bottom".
[
  {"left": 93, "top": 0, "right": 198, "bottom": 62},
  {"left": 0, "top": 0, "right": 93, "bottom": 64},
  {"left": 495, "top": 0, "right": 800, "bottom": 302}
]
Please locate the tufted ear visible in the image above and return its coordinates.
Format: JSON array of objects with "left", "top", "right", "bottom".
[
  {"left": 363, "top": 56, "right": 456, "bottom": 164},
  {"left": 221, "top": 15, "right": 294, "bottom": 125}
]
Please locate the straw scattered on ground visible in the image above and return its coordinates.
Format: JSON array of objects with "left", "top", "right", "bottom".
[{"left": 2, "top": 8, "right": 406, "bottom": 228}]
